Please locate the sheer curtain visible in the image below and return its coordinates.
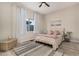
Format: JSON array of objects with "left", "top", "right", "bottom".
[
  {"left": 34, "top": 13, "right": 39, "bottom": 33},
  {"left": 34, "top": 13, "right": 43, "bottom": 34},
  {"left": 11, "top": 4, "right": 27, "bottom": 39},
  {"left": 16, "top": 7, "right": 27, "bottom": 38}
]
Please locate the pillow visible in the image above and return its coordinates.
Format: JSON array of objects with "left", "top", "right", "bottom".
[
  {"left": 50, "top": 30, "right": 54, "bottom": 35},
  {"left": 48, "top": 30, "right": 54, "bottom": 35},
  {"left": 55, "top": 30, "right": 61, "bottom": 35}
]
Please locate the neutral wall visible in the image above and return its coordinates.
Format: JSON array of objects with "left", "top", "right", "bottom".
[
  {"left": 45, "top": 4, "right": 79, "bottom": 42},
  {"left": 0, "top": 3, "right": 12, "bottom": 40}
]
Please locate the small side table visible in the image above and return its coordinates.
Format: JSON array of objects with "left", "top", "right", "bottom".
[
  {"left": 0, "top": 38, "right": 17, "bottom": 51},
  {"left": 64, "top": 32, "right": 72, "bottom": 42}
]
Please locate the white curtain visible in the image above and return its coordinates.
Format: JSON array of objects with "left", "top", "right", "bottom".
[
  {"left": 11, "top": 5, "right": 27, "bottom": 38},
  {"left": 34, "top": 13, "right": 43, "bottom": 33}
]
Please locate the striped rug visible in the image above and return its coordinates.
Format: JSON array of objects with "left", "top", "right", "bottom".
[
  {"left": 14, "top": 41, "right": 40, "bottom": 56},
  {"left": 14, "top": 41, "right": 63, "bottom": 56}
]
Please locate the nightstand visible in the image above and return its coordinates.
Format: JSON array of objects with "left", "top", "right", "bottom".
[
  {"left": 0, "top": 38, "right": 17, "bottom": 51},
  {"left": 64, "top": 32, "right": 72, "bottom": 42}
]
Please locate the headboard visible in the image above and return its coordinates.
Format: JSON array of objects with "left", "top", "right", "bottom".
[{"left": 48, "top": 20, "right": 65, "bottom": 34}]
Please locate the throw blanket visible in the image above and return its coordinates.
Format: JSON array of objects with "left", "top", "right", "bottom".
[{"left": 35, "top": 34, "right": 63, "bottom": 50}]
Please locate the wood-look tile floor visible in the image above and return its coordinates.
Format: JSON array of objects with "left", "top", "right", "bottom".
[
  {"left": 61, "top": 42, "right": 79, "bottom": 56},
  {"left": 0, "top": 42, "right": 79, "bottom": 56}
]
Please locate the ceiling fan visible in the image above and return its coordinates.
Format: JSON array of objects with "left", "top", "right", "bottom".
[{"left": 39, "top": 2, "right": 50, "bottom": 7}]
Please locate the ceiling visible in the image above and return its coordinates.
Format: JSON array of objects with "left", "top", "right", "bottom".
[{"left": 21, "top": 2, "right": 78, "bottom": 15}]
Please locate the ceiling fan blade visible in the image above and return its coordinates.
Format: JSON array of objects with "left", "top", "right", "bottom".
[
  {"left": 44, "top": 2, "right": 50, "bottom": 7},
  {"left": 39, "top": 2, "right": 50, "bottom": 7},
  {"left": 39, "top": 3, "right": 42, "bottom": 7}
]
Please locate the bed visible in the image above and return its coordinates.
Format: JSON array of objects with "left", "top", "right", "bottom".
[{"left": 34, "top": 27, "right": 64, "bottom": 50}]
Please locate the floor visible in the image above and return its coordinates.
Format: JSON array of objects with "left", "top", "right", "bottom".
[{"left": 0, "top": 41, "right": 79, "bottom": 56}]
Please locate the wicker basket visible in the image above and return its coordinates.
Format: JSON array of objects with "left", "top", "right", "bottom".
[{"left": 0, "top": 38, "right": 17, "bottom": 51}]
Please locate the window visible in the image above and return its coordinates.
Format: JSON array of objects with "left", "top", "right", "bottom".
[{"left": 26, "top": 19, "right": 35, "bottom": 31}]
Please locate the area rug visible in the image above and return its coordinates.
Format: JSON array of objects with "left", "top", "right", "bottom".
[{"left": 14, "top": 41, "right": 63, "bottom": 56}]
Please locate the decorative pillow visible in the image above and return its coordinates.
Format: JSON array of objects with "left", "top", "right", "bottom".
[
  {"left": 48, "top": 30, "right": 54, "bottom": 35},
  {"left": 55, "top": 30, "right": 61, "bottom": 35},
  {"left": 50, "top": 30, "right": 54, "bottom": 35}
]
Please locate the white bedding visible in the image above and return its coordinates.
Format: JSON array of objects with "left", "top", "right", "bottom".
[{"left": 35, "top": 34, "right": 63, "bottom": 50}]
